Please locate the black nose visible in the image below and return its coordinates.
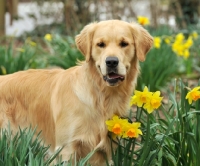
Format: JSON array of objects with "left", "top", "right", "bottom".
[{"left": 105, "top": 57, "right": 119, "bottom": 68}]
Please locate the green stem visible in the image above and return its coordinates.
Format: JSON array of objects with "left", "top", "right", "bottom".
[
  {"left": 138, "top": 114, "right": 150, "bottom": 166},
  {"left": 136, "top": 107, "right": 143, "bottom": 122}
]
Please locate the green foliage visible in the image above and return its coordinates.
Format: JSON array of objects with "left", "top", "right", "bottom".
[
  {"left": 0, "top": 127, "right": 62, "bottom": 165},
  {"left": 159, "top": 79, "right": 200, "bottom": 166},
  {"left": 0, "top": 41, "right": 47, "bottom": 75},
  {"left": 137, "top": 43, "right": 178, "bottom": 91},
  {"left": 45, "top": 35, "right": 84, "bottom": 69},
  {"left": 0, "top": 127, "right": 98, "bottom": 165},
  {"left": 0, "top": 35, "right": 84, "bottom": 75}
]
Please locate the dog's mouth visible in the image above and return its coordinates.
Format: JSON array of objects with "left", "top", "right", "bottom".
[{"left": 103, "top": 72, "right": 125, "bottom": 86}]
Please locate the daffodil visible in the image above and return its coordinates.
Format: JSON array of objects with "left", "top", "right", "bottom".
[
  {"left": 143, "top": 91, "right": 163, "bottom": 114},
  {"left": 154, "top": 37, "right": 161, "bottom": 49},
  {"left": 106, "top": 115, "right": 142, "bottom": 139},
  {"left": 44, "top": 34, "right": 52, "bottom": 41},
  {"left": 137, "top": 16, "right": 150, "bottom": 26},
  {"left": 130, "top": 86, "right": 152, "bottom": 107},
  {"left": 172, "top": 42, "right": 184, "bottom": 56},
  {"left": 175, "top": 33, "right": 185, "bottom": 42},
  {"left": 183, "top": 49, "right": 190, "bottom": 59},
  {"left": 191, "top": 31, "right": 198, "bottom": 39},
  {"left": 123, "top": 122, "right": 142, "bottom": 138},
  {"left": 29, "top": 41, "right": 37, "bottom": 47},
  {"left": 164, "top": 36, "right": 172, "bottom": 45},
  {"left": 184, "top": 37, "right": 193, "bottom": 49},
  {"left": 172, "top": 33, "right": 193, "bottom": 59},
  {"left": 106, "top": 115, "right": 129, "bottom": 136},
  {"left": 186, "top": 86, "right": 200, "bottom": 104},
  {"left": 26, "top": 37, "right": 37, "bottom": 46},
  {"left": 130, "top": 87, "right": 163, "bottom": 114}
]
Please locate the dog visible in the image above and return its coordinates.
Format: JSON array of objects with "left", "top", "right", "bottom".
[{"left": 0, "top": 20, "right": 153, "bottom": 165}]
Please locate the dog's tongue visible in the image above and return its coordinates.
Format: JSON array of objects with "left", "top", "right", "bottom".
[{"left": 108, "top": 73, "right": 122, "bottom": 79}]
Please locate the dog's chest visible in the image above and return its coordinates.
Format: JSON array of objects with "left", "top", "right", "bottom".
[{"left": 74, "top": 84, "right": 128, "bottom": 118}]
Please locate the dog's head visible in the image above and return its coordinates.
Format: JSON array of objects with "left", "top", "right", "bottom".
[{"left": 76, "top": 20, "right": 153, "bottom": 87}]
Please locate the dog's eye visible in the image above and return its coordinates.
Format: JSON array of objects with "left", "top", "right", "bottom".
[
  {"left": 120, "top": 41, "right": 129, "bottom": 47},
  {"left": 97, "top": 42, "right": 106, "bottom": 48}
]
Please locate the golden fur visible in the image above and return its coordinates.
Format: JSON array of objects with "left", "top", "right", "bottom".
[{"left": 0, "top": 20, "right": 153, "bottom": 165}]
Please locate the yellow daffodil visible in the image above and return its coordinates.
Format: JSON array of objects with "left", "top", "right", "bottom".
[
  {"left": 143, "top": 91, "right": 163, "bottom": 114},
  {"left": 164, "top": 36, "right": 172, "bottom": 45},
  {"left": 44, "top": 34, "right": 52, "bottom": 41},
  {"left": 106, "top": 115, "right": 128, "bottom": 136},
  {"left": 29, "top": 41, "right": 37, "bottom": 47},
  {"left": 191, "top": 31, "right": 198, "bottom": 39},
  {"left": 184, "top": 37, "right": 193, "bottom": 49},
  {"left": 186, "top": 86, "right": 200, "bottom": 104},
  {"left": 172, "top": 33, "right": 193, "bottom": 59},
  {"left": 137, "top": 16, "right": 150, "bottom": 26},
  {"left": 154, "top": 37, "right": 161, "bottom": 49},
  {"left": 130, "top": 86, "right": 152, "bottom": 107},
  {"left": 183, "top": 49, "right": 190, "bottom": 59},
  {"left": 123, "top": 122, "right": 142, "bottom": 138},
  {"left": 130, "top": 87, "right": 163, "bottom": 114},
  {"left": 172, "top": 42, "right": 184, "bottom": 55},
  {"left": 106, "top": 115, "right": 142, "bottom": 139},
  {"left": 26, "top": 37, "right": 37, "bottom": 46},
  {"left": 175, "top": 33, "right": 185, "bottom": 42}
]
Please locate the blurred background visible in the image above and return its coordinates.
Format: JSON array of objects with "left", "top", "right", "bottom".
[{"left": 1, "top": 0, "right": 200, "bottom": 37}]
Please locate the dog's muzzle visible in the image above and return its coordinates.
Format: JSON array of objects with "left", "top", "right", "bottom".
[{"left": 103, "top": 56, "right": 125, "bottom": 86}]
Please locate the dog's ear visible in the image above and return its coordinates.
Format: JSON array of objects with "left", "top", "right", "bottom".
[
  {"left": 75, "top": 23, "right": 97, "bottom": 62},
  {"left": 130, "top": 23, "right": 153, "bottom": 62}
]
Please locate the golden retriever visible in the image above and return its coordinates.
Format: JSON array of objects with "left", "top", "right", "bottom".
[{"left": 0, "top": 20, "right": 153, "bottom": 165}]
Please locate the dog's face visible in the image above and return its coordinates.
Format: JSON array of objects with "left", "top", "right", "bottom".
[
  {"left": 76, "top": 20, "right": 153, "bottom": 86},
  {"left": 91, "top": 23, "right": 135, "bottom": 86}
]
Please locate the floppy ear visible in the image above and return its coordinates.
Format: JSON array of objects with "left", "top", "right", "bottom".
[
  {"left": 130, "top": 23, "right": 153, "bottom": 62},
  {"left": 75, "top": 23, "right": 97, "bottom": 62}
]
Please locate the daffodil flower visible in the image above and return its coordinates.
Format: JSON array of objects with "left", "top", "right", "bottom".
[
  {"left": 191, "top": 31, "right": 198, "bottom": 39},
  {"left": 184, "top": 37, "right": 193, "bottom": 49},
  {"left": 130, "top": 86, "right": 152, "bottom": 107},
  {"left": 106, "top": 115, "right": 128, "bottom": 136},
  {"left": 137, "top": 16, "right": 150, "bottom": 26},
  {"left": 144, "top": 91, "right": 163, "bottom": 114},
  {"left": 164, "top": 37, "right": 172, "bottom": 44},
  {"left": 106, "top": 115, "right": 142, "bottom": 138},
  {"left": 172, "top": 33, "right": 193, "bottom": 59},
  {"left": 186, "top": 86, "right": 200, "bottom": 104},
  {"left": 154, "top": 37, "right": 161, "bottom": 49},
  {"left": 123, "top": 122, "right": 142, "bottom": 138},
  {"left": 130, "top": 86, "right": 163, "bottom": 114},
  {"left": 175, "top": 33, "right": 185, "bottom": 42},
  {"left": 44, "top": 34, "right": 52, "bottom": 41}
]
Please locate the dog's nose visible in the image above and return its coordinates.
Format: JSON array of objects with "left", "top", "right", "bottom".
[{"left": 105, "top": 57, "right": 119, "bottom": 68}]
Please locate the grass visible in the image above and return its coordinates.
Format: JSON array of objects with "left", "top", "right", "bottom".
[
  {"left": 0, "top": 126, "right": 97, "bottom": 166},
  {"left": 0, "top": 127, "right": 62, "bottom": 166}
]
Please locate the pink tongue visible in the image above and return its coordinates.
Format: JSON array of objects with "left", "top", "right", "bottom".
[{"left": 109, "top": 73, "right": 121, "bottom": 79}]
